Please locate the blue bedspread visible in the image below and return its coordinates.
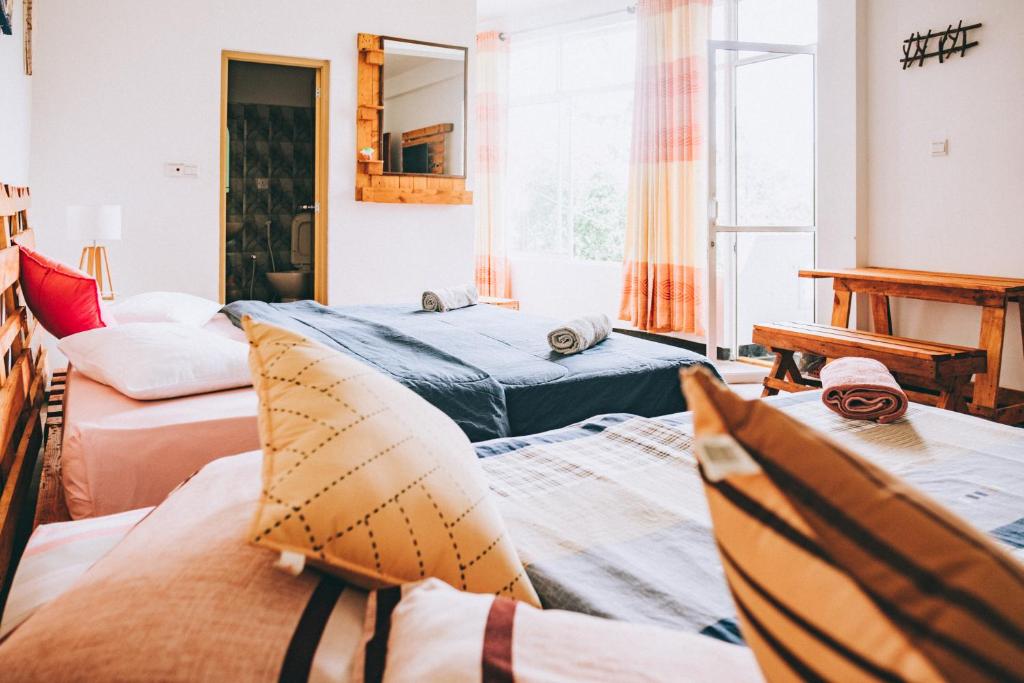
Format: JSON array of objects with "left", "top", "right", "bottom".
[{"left": 223, "top": 300, "right": 714, "bottom": 441}]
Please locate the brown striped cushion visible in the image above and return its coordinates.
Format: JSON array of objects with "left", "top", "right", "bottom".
[
  {"left": 0, "top": 452, "right": 368, "bottom": 682},
  {"left": 682, "top": 368, "right": 1024, "bottom": 683},
  {"left": 350, "top": 578, "right": 764, "bottom": 683}
]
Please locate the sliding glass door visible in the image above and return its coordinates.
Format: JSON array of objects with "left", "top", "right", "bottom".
[{"left": 706, "top": 41, "right": 816, "bottom": 360}]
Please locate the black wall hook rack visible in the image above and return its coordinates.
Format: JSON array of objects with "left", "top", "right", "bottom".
[{"left": 900, "top": 19, "right": 981, "bottom": 70}]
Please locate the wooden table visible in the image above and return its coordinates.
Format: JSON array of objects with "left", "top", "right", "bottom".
[{"left": 800, "top": 267, "right": 1024, "bottom": 425}]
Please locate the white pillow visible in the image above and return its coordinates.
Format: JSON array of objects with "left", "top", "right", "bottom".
[
  {"left": 201, "top": 312, "right": 248, "bottom": 343},
  {"left": 106, "top": 291, "right": 223, "bottom": 327},
  {"left": 58, "top": 323, "right": 252, "bottom": 400}
]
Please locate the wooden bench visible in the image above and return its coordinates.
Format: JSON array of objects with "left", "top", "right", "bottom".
[
  {"left": 801, "top": 267, "right": 1024, "bottom": 424},
  {"left": 752, "top": 322, "right": 987, "bottom": 411}
]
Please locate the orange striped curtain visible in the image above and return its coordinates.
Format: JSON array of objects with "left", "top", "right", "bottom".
[
  {"left": 474, "top": 31, "right": 512, "bottom": 298},
  {"left": 619, "top": 0, "right": 710, "bottom": 334}
]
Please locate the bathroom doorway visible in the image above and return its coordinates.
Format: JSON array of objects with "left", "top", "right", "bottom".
[{"left": 219, "top": 51, "right": 329, "bottom": 304}]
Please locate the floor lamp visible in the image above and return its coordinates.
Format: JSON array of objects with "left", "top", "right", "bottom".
[{"left": 67, "top": 205, "right": 121, "bottom": 301}]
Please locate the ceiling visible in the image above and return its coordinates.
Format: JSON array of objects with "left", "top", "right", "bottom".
[
  {"left": 384, "top": 54, "right": 433, "bottom": 78},
  {"left": 477, "top": 0, "right": 573, "bottom": 23}
]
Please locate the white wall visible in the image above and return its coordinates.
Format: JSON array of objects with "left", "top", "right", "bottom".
[
  {"left": 817, "top": 0, "right": 868, "bottom": 326},
  {"left": 30, "top": 0, "right": 476, "bottom": 305},
  {"left": 865, "top": 0, "right": 1024, "bottom": 388},
  {"left": 0, "top": 0, "right": 31, "bottom": 184}
]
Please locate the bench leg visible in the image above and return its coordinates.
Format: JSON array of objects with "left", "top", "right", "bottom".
[
  {"left": 936, "top": 380, "right": 967, "bottom": 414},
  {"left": 762, "top": 349, "right": 803, "bottom": 397}
]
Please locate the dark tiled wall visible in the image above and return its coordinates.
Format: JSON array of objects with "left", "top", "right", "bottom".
[{"left": 225, "top": 103, "right": 314, "bottom": 302}]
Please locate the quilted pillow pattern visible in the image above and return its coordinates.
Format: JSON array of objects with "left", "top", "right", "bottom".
[{"left": 243, "top": 316, "right": 540, "bottom": 606}]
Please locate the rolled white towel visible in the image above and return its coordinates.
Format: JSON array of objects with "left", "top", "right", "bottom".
[
  {"left": 547, "top": 314, "right": 612, "bottom": 355},
  {"left": 422, "top": 284, "right": 479, "bottom": 312}
]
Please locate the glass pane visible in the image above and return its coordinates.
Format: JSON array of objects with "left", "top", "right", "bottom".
[
  {"left": 738, "top": 0, "right": 817, "bottom": 45},
  {"left": 570, "top": 91, "right": 631, "bottom": 262},
  {"left": 509, "top": 36, "right": 558, "bottom": 98},
  {"left": 735, "top": 52, "right": 814, "bottom": 226},
  {"left": 560, "top": 21, "right": 635, "bottom": 90},
  {"left": 507, "top": 102, "right": 569, "bottom": 254},
  {"left": 733, "top": 232, "right": 814, "bottom": 358},
  {"left": 713, "top": 50, "right": 737, "bottom": 227}
]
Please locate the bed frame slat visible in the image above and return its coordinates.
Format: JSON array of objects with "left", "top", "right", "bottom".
[
  {"left": 0, "top": 245, "right": 19, "bottom": 293},
  {"left": 10, "top": 228, "right": 35, "bottom": 250},
  {"left": 0, "top": 309, "right": 27, "bottom": 361},
  {"left": 0, "top": 183, "right": 48, "bottom": 610},
  {"left": 0, "top": 354, "right": 31, "bottom": 474}
]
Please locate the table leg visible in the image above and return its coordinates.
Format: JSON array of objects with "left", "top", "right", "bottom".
[
  {"left": 972, "top": 304, "right": 1007, "bottom": 413},
  {"left": 869, "top": 294, "right": 892, "bottom": 335},
  {"left": 831, "top": 288, "right": 852, "bottom": 328}
]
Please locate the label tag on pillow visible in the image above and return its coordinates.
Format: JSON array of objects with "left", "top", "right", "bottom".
[
  {"left": 695, "top": 435, "right": 762, "bottom": 482},
  {"left": 275, "top": 551, "right": 306, "bottom": 576}
]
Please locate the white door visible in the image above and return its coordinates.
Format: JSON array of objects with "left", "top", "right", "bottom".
[{"left": 707, "top": 41, "right": 816, "bottom": 361}]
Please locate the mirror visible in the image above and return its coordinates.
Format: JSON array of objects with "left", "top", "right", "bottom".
[{"left": 381, "top": 38, "right": 467, "bottom": 177}]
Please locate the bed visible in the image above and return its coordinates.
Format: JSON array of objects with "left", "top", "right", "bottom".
[
  {"left": 58, "top": 367, "right": 258, "bottom": 520},
  {"left": 474, "top": 391, "right": 1024, "bottom": 641},
  {"left": 224, "top": 299, "right": 714, "bottom": 440},
  {"left": 11, "top": 390, "right": 1024, "bottom": 649},
  {"left": 39, "top": 313, "right": 260, "bottom": 521},
  {"left": 45, "top": 299, "right": 711, "bottom": 521}
]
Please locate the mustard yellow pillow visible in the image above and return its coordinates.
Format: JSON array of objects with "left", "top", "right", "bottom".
[{"left": 243, "top": 317, "right": 539, "bottom": 606}]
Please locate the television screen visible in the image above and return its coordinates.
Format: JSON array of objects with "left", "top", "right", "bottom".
[{"left": 402, "top": 144, "right": 429, "bottom": 174}]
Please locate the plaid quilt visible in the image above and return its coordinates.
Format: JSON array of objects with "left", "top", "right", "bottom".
[{"left": 476, "top": 392, "right": 1024, "bottom": 643}]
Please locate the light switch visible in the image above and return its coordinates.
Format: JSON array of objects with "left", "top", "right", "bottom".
[
  {"left": 930, "top": 139, "right": 948, "bottom": 156},
  {"left": 165, "top": 163, "right": 199, "bottom": 177}
]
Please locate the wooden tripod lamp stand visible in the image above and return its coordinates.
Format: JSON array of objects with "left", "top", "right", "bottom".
[{"left": 67, "top": 205, "right": 121, "bottom": 300}]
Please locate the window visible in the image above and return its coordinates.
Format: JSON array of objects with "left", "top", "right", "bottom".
[
  {"left": 506, "top": 17, "right": 635, "bottom": 262},
  {"left": 707, "top": 0, "right": 818, "bottom": 359}
]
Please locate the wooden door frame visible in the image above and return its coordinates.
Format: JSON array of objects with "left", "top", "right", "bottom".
[{"left": 219, "top": 50, "right": 330, "bottom": 304}]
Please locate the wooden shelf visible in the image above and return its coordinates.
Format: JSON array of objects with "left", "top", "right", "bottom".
[
  {"left": 358, "top": 159, "right": 384, "bottom": 175},
  {"left": 359, "top": 186, "right": 473, "bottom": 205}
]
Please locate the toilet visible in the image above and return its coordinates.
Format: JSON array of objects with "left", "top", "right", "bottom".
[{"left": 265, "top": 212, "right": 314, "bottom": 301}]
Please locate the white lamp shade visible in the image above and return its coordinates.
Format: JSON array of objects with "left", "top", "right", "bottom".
[{"left": 67, "top": 205, "right": 122, "bottom": 242}]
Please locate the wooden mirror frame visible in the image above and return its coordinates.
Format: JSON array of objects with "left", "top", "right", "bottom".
[{"left": 356, "top": 33, "right": 473, "bottom": 205}]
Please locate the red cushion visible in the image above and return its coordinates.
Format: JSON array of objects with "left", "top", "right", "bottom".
[{"left": 19, "top": 246, "right": 108, "bottom": 339}]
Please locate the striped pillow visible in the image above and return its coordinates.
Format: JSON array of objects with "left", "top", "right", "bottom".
[
  {"left": 350, "top": 578, "right": 764, "bottom": 683},
  {"left": 0, "top": 507, "right": 152, "bottom": 638},
  {"left": 682, "top": 368, "right": 1024, "bottom": 683}
]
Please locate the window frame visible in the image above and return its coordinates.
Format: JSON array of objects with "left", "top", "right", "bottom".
[{"left": 706, "top": 37, "right": 818, "bottom": 358}]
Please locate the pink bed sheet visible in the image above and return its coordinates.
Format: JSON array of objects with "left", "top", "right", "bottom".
[{"left": 62, "top": 368, "right": 259, "bottom": 519}]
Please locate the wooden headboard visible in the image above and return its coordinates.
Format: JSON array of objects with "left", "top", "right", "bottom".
[{"left": 0, "top": 184, "right": 48, "bottom": 608}]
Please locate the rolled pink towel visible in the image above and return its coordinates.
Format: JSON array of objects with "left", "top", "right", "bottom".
[{"left": 819, "top": 357, "right": 908, "bottom": 424}]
